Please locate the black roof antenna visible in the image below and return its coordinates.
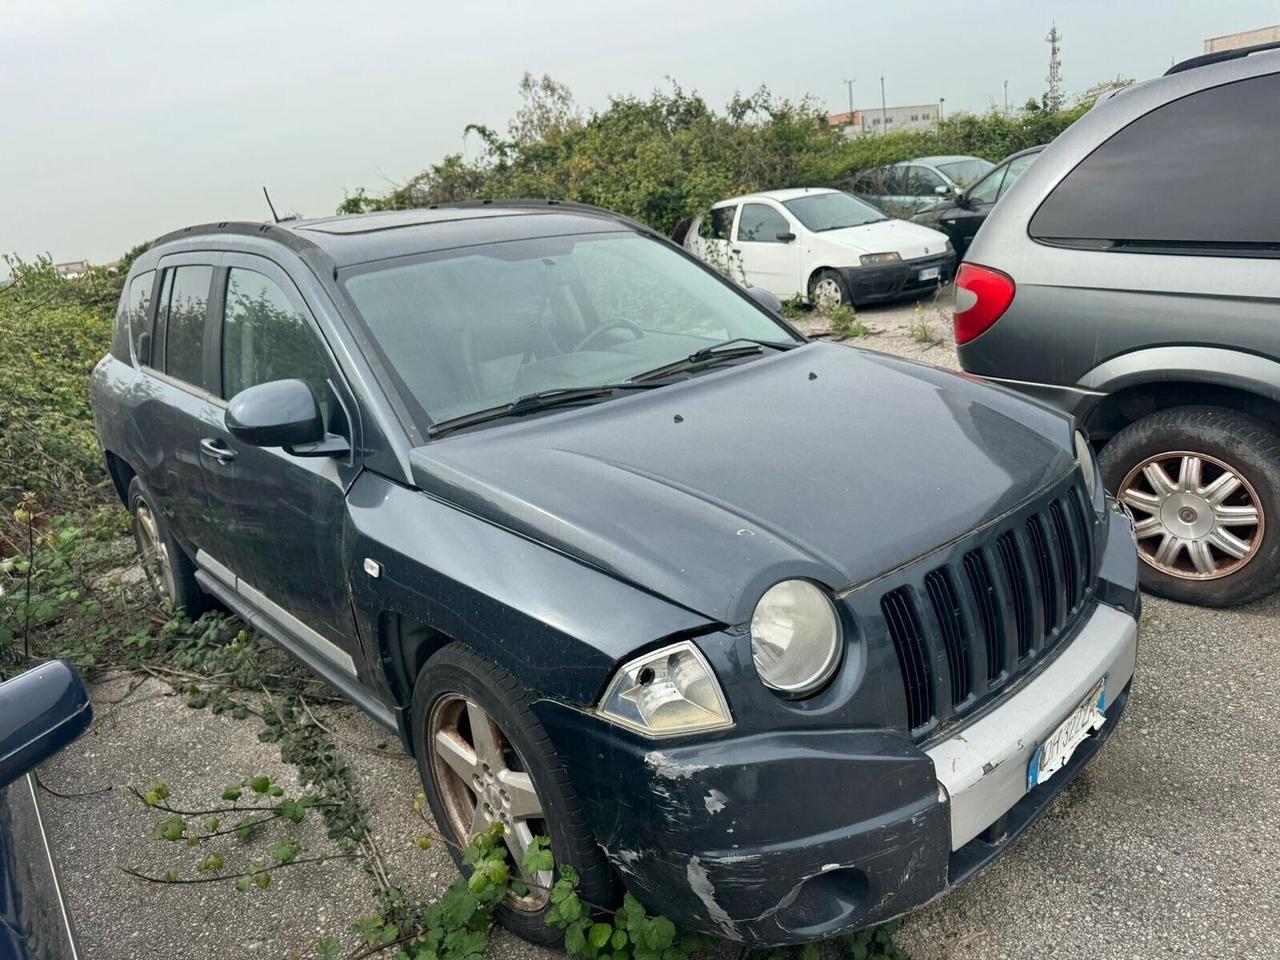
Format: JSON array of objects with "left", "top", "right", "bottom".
[{"left": 262, "top": 186, "right": 281, "bottom": 224}]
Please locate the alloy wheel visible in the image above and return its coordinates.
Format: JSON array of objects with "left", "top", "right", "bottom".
[
  {"left": 428, "top": 694, "right": 553, "bottom": 910},
  {"left": 813, "top": 276, "right": 843, "bottom": 309},
  {"left": 134, "top": 500, "right": 176, "bottom": 605},
  {"left": 1119, "top": 450, "right": 1264, "bottom": 580}
]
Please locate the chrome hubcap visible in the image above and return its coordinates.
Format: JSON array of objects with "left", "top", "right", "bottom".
[
  {"left": 1120, "top": 451, "right": 1263, "bottom": 580},
  {"left": 813, "top": 277, "right": 842, "bottom": 309},
  {"left": 134, "top": 501, "right": 176, "bottom": 605},
  {"left": 428, "top": 695, "right": 552, "bottom": 910}
]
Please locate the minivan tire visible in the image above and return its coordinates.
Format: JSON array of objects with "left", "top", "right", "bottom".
[
  {"left": 410, "top": 644, "right": 617, "bottom": 946},
  {"left": 127, "top": 476, "right": 207, "bottom": 616},
  {"left": 1099, "top": 406, "right": 1280, "bottom": 606}
]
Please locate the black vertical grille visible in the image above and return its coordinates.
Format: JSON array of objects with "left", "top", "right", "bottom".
[
  {"left": 962, "top": 550, "right": 1003, "bottom": 681},
  {"left": 924, "top": 570, "right": 971, "bottom": 704},
  {"left": 996, "top": 531, "right": 1032, "bottom": 658},
  {"left": 1025, "top": 514, "right": 1059, "bottom": 633},
  {"left": 881, "top": 588, "right": 933, "bottom": 731},
  {"left": 877, "top": 478, "right": 1100, "bottom": 740}
]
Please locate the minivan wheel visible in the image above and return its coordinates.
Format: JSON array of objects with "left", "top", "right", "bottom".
[
  {"left": 411, "top": 644, "right": 617, "bottom": 946},
  {"left": 127, "top": 476, "right": 206, "bottom": 616},
  {"left": 808, "top": 269, "right": 850, "bottom": 309},
  {"left": 1100, "top": 406, "right": 1280, "bottom": 606}
]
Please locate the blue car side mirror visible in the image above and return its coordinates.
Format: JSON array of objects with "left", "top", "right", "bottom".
[{"left": 0, "top": 660, "right": 92, "bottom": 790}]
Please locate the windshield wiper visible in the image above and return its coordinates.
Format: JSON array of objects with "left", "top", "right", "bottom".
[
  {"left": 427, "top": 385, "right": 659, "bottom": 438},
  {"left": 629, "top": 337, "right": 800, "bottom": 384}
]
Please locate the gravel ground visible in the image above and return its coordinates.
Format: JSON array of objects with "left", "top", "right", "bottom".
[{"left": 37, "top": 290, "right": 1280, "bottom": 958}]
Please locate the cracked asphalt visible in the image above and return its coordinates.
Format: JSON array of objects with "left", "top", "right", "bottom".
[{"left": 37, "top": 293, "right": 1280, "bottom": 958}]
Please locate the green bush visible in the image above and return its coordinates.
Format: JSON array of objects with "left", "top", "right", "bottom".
[{"left": 340, "top": 77, "right": 1091, "bottom": 237}]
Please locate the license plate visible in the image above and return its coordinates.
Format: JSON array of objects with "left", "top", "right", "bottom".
[
  {"left": 918, "top": 267, "right": 941, "bottom": 282},
  {"left": 1027, "top": 676, "right": 1108, "bottom": 789}
]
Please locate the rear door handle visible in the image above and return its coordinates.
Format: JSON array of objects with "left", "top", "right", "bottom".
[{"left": 199, "top": 438, "right": 236, "bottom": 463}]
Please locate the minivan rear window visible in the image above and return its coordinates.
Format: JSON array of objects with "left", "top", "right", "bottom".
[{"left": 1030, "top": 73, "right": 1280, "bottom": 251}]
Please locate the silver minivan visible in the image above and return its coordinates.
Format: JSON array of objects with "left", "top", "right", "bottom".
[{"left": 954, "top": 42, "right": 1280, "bottom": 607}]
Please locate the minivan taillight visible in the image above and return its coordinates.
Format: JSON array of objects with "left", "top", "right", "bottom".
[{"left": 953, "top": 264, "right": 1015, "bottom": 344}]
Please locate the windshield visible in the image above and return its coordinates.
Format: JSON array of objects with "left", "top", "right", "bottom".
[
  {"left": 782, "top": 192, "right": 886, "bottom": 232},
  {"left": 340, "top": 232, "right": 799, "bottom": 430},
  {"left": 935, "top": 159, "right": 994, "bottom": 187}
]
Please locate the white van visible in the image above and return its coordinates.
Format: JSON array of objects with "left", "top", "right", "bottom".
[{"left": 684, "top": 187, "right": 955, "bottom": 306}]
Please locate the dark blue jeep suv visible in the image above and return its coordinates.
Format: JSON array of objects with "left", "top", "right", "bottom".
[{"left": 91, "top": 202, "right": 1140, "bottom": 945}]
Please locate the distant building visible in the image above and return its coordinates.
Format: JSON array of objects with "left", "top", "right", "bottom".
[
  {"left": 1082, "top": 74, "right": 1135, "bottom": 103},
  {"left": 1204, "top": 24, "right": 1280, "bottom": 53},
  {"left": 828, "top": 104, "right": 939, "bottom": 139},
  {"left": 54, "top": 260, "right": 90, "bottom": 279}
]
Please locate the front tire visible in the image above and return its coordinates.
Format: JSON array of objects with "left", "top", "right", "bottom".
[
  {"left": 1100, "top": 406, "right": 1280, "bottom": 606},
  {"left": 808, "top": 269, "right": 850, "bottom": 309},
  {"left": 410, "top": 644, "right": 617, "bottom": 946}
]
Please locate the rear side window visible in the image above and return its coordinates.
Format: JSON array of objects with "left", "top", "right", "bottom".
[
  {"left": 125, "top": 270, "right": 155, "bottom": 361},
  {"left": 159, "top": 265, "right": 213, "bottom": 387},
  {"left": 707, "top": 206, "right": 737, "bottom": 241},
  {"left": 736, "top": 203, "right": 790, "bottom": 243},
  {"left": 1030, "top": 73, "right": 1280, "bottom": 250},
  {"left": 221, "top": 268, "right": 334, "bottom": 421}
]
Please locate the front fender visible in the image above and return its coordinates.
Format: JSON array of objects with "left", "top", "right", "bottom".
[{"left": 344, "top": 472, "right": 716, "bottom": 707}]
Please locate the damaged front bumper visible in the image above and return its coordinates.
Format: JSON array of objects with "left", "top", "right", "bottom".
[{"left": 532, "top": 510, "right": 1140, "bottom": 946}]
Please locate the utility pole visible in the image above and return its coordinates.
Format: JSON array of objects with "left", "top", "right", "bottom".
[
  {"left": 880, "top": 75, "right": 887, "bottom": 134},
  {"left": 1003, "top": 79, "right": 1009, "bottom": 115},
  {"left": 842, "top": 77, "right": 855, "bottom": 121},
  {"left": 939, "top": 97, "right": 945, "bottom": 121},
  {"left": 1045, "top": 21, "right": 1063, "bottom": 111}
]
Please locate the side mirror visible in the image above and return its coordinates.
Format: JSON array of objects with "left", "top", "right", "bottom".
[
  {"left": 0, "top": 661, "right": 92, "bottom": 790},
  {"left": 226, "top": 379, "right": 348, "bottom": 456},
  {"left": 933, "top": 185, "right": 949, "bottom": 196},
  {"left": 775, "top": 231, "right": 796, "bottom": 243},
  {"left": 747, "top": 286, "right": 783, "bottom": 315}
]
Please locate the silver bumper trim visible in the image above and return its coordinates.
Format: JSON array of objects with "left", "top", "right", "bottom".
[{"left": 927, "top": 602, "right": 1138, "bottom": 850}]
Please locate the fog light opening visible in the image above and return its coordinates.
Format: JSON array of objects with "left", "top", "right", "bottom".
[{"left": 775, "top": 866, "right": 869, "bottom": 937}]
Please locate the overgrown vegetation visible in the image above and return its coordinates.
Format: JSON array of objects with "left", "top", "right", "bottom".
[{"left": 338, "top": 72, "right": 1091, "bottom": 238}]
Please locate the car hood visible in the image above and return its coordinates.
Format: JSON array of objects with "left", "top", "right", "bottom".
[
  {"left": 818, "top": 219, "right": 950, "bottom": 259},
  {"left": 409, "top": 343, "right": 1075, "bottom": 625}
]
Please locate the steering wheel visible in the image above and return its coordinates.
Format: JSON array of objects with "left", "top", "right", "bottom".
[{"left": 574, "top": 319, "right": 645, "bottom": 353}]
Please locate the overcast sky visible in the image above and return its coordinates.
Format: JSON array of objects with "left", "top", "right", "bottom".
[{"left": 3, "top": 0, "right": 1275, "bottom": 269}]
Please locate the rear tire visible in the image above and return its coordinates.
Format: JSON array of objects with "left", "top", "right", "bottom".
[
  {"left": 1099, "top": 406, "right": 1280, "bottom": 606},
  {"left": 127, "top": 476, "right": 207, "bottom": 616},
  {"left": 410, "top": 644, "right": 617, "bottom": 946}
]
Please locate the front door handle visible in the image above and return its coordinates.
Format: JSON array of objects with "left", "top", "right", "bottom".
[{"left": 199, "top": 438, "right": 237, "bottom": 463}]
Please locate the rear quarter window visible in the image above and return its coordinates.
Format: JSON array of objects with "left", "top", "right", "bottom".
[
  {"left": 119, "top": 270, "right": 155, "bottom": 363},
  {"left": 1030, "top": 72, "right": 1280, "bottom": 251}
]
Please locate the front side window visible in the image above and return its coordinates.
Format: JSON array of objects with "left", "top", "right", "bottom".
[
  {"left": 221, "top": 267, "right": 334, "bottom": 408},
  {"left": 340, "top": 232, "right": 798, "bottom": 428},
  {"left": 997, "top": 152, "right": 1039, "bottom": 200},
  {"left": 160, "top": 265, "right": 212, "bottom": 388},
  {"left": 1030, "top": 73, "right": 1280, "bottom": 248},
  {"left": 736, "top": 204, "right": 791, "bottom": 243},
  {"left": 968, "top": 166, "right": 1007, "bottom": 206},
  {"left": 783, "top": 192, "right": 887, "bottom": 232}
]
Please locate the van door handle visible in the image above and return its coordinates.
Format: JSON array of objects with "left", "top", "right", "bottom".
[{"left": 199, "top": 438, "right": 236, "bottom": 463}]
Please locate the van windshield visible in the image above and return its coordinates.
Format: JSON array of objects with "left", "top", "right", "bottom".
[
  {"left": 340, "top": 232, "right": 799, "bottom": 430},
  {"left": 783, "top": 192, "right": 887, "bottom": 232}
]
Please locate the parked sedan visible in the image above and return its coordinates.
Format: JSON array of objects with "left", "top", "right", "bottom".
[
  {"left": 845, "top": 155, "right": 995, "bottom": 218},
  {"left": 683, "top": 188, "right": 955, "bottom": 305},
  {"left": 93, "top": 201, "right": 1138, "bottom": 946},
  {"left": 1, "top": 661, "right": 92, "bottom": 959},
  {"left": 912, "top": 146, "right": 1045, "bottom": 256}
]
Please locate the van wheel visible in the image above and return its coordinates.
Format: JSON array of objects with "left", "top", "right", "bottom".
[
  {"left": 1100, "top": 406, "right": 1280, "bottom": 606},
  {"left": 808, "top": 269, "right": 850, "bottom": 309},
  {"left": 127, "top": 476, "right": 207, "bottom": 616},
  {"left": 411, "top": 644, "right": 617, "bottom": 946}
]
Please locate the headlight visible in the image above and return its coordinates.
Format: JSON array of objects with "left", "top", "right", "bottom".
[
  {"left": 597, "top": 641, "right": 732, "bottom": 737},
  {"left": 859, "top": 252, "right": 902, "bottom": 266},
  {"left": 1075, "top": 430, "right": 1099, "bottom": 501},
  {"left": 751, "top": 580, "right": 842, "bottom": 695}
]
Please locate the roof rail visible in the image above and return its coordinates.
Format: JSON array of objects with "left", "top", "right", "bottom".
[
  {"left": 427, "top": 198, "right": 662, "bottom": 240},
  {"left": 1165, "top": 39, "right": 1280, "bottom": 76}
]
